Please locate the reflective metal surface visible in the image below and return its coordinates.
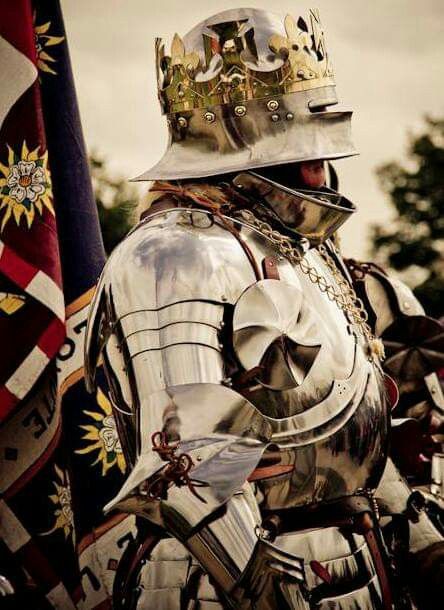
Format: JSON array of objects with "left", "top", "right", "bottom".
[
  {"left": 233, "top": 171, "right": 356, "bottom": 245},
  {"left": 382, "top": 314, "right": 444, "bottom": 381},
  {"left": 105, "top": 383, "right": 272, "bottom": 519},
  {"left": 185, "top": 485, "right": 261, "bottom": 595},
  {"left": 134, "top": 8, "right": 356, "bottom": 181},
  {"left": 86, "top": 207, "right": 389, "bottom": 515},
  {"left": 277, "top": 528, "right": 382, "bottom": 610},
  {"left": 133, "top": 525, "right": 383, "bottom": 609},
  {"left": 85, "top": 201, "right": 394, "bottom": 608},
  {"left": 186, "top": 485, "right": 308, "bottom": 609},
  {"left": 431, "top": 452, "right": 444, "bottom": 500},
  {"left": 134, "top": 93, "right": 355, "bottom": 181},
  {"left": 233, "top": 279, "right": 322, "bottom": 389},
  {"left": 117, "top": 485, "right": 309, "bottom": 609},
  {"left": 85, "top": 208, "right": 257, "bottom": 390},
  {"left": 377, "top": 458, "right": 443, "bottom": 554},
  {"left": 234, "top": 535, "right": 306, "bottom": 609},
  {"left": 360, "top": 267, "right": 425, "bottom": 337}
]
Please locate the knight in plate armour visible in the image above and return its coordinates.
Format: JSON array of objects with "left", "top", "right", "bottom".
[{"left": 85, "top": 8, "right": 444, "bottom": 609}]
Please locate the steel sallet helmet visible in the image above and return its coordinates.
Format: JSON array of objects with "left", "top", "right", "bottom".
[{"left": 134, "top": 7, "right": 356, "bottom": 181}]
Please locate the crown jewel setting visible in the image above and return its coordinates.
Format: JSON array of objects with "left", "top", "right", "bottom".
[{"left": 156, "top": 9, "right": 334, "bottom": 115}]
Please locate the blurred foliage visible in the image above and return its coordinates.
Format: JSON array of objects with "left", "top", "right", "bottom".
[
  {"left": 89, "top": 153, "right": 137, "bottom": 255},
  {"left": 371, "top": 117, "right": 444, "bottom": 317}
]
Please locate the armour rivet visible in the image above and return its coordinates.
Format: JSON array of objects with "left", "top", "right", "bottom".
[
  {"left": 204, "top": 111, "right": 216, "bottom": 123},
  {"left": 234, "top": 105, "right": 247, "bottom": 117}
]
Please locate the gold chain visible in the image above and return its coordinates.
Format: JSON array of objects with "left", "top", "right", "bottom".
[{"left": 238, "top": 210, "right": 385, "bottom": 360}]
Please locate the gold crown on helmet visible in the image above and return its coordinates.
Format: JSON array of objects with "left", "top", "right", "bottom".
[{"left": 155, "top": 9, "right": 334, "bottom": 115}]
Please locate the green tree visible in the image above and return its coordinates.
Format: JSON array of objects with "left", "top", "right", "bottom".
[
  {"left": 90, "top": 153, "right": 137, "bottom": 255},
  {"left": 371, "top": 117, "right": 444, "bottom": 317}
]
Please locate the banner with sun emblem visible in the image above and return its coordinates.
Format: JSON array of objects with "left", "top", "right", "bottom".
[
  {"left": 0, "top": 1, "right": 133, "bottom": 608},
  {"left": 76, "top": 388, "right": 126, "bottom": 477},
  {"left": 0, "top": 0, "right": 66, "bottom": 422}
]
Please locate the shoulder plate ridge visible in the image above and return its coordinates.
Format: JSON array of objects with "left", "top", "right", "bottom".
[{"left": 85, "top": 209, "right": 257, "bottom": 390}]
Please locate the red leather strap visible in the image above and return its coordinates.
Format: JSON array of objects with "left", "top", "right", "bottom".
[
  {"left": 262, "top": 256, "right": 280, "bottom": 280},
  {"left": 355, "top": 514, "right": 393, "bottom": 610}
]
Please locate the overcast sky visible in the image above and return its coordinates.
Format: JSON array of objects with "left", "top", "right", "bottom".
[{"left": 60, "top": 0, "right": 444, "bottom": 258}]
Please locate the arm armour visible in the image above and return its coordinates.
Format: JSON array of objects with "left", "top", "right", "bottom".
[{"left": 85, "top": 209, "right": 305, "bottom": 607}]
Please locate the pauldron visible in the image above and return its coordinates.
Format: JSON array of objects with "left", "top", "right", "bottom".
[{"left": 345, "top": 258, "right": 444, "bottom": 485}]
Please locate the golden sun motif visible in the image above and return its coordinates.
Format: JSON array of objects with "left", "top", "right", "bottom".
[
  {"left": 41, "top": 464, "right": 75, "bottom": 544},
  {"left": 0, "top": 142, "right": 54, "bottom": 231},
  {"left": 76, "top": 388, "right": 126, "bottom": 476},
  {"left": 34, "top": 19, "right": 64, "bottom": 75}
]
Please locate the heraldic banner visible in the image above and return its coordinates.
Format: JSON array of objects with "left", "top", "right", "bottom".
[{"left": 0, "top": 1, "right": 134, "bottom": 608}]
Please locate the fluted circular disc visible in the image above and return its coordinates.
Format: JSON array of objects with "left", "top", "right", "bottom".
[
  {"left": 233, "top": 279, "right": 322, "bottom": 389},
  {"left": 382, "top": 315, "right": 444, "bottom": 381}
]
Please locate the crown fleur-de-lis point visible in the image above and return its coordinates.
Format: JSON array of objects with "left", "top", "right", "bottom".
[
  {"left": 284, "top": 14, "right": 312, "bottom": 50},
  {"left": 170, "top": 33, "right": 200, "bottom": 74},
  {"left": 269, "top": 14, "right": 319, "bottom": 80},
  {"left": 171, "top": 33, "right": 185, "bottom": 65}
]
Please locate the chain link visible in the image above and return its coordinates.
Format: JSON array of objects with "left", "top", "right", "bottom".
[{"left": 238, "top": 210, "right": 385, "bottom": 360}]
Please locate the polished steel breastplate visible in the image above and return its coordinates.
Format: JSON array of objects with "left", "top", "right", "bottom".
[
  {"left": 85, "top": 207, "right": 389, "bottom": 515},
  {"left": 226, "top": 215, "right": 389, "bottom": 509}
]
